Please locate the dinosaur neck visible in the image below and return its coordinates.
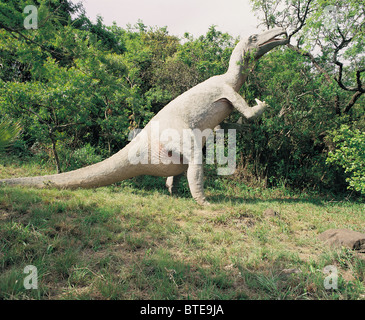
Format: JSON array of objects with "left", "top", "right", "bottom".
[{"left": 224, "top": 40, "right": 251, "bottom": 91}]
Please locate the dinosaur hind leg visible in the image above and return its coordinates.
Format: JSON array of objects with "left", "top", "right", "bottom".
[
  {"left": 166, "top": 173, "right": 183, "bottom": 196},
  {"left": 186, "top": 163, "right": 210, "bottom": 205}
]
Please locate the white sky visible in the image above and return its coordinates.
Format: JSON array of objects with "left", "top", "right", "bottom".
[{"left": 71, "top": 0, "right": 261, "bottom": 39}]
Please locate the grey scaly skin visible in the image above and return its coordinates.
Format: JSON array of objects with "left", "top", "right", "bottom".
[{"left": 0, "top": 28, "right": 288, "bottom": 205}]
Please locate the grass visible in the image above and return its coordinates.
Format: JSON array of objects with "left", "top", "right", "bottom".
[{"left": 0, "top": 157, "right": 364, "bottom": 300}]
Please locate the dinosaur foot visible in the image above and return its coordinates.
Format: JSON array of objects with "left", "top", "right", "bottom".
[
  {"left": 167, "top": 187, "right": 179, "bottom": 196},
  {"left": 196, "top": 199, "right": 211, "bottom": 206}
]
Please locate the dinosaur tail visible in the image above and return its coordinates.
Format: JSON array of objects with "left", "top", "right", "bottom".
[{"left": 0, "top": 144, "right": 141, "bottom": 189}]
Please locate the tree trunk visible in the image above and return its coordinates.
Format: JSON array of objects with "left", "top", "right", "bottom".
[
  {"left": 49, "top": 130, "right": 62, "bottom": 174},
  {"left": 344, "top": 91, "right": 363, "bottom": 114}
]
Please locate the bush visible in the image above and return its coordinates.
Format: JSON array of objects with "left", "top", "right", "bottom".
[
  {"left": 326, "top": 125, "right": 365, "bottom": 195},
  {"left": 0, "top": 120, "right": 20, "bottom": 152},
  {"left": 61, "top": 143, "right": 104, "bottom": 171}
]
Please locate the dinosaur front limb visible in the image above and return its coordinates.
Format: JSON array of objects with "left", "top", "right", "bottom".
[
  {"left": 251, "top": 98, "right": 268, "bottom": 119},
  {"left": 225, "top": 89, "right": 267, "bottom": 120},
  {"left": 186, "top": 163, "right": 210, "bottom": 205}
]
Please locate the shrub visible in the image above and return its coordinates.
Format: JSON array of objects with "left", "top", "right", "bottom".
[
  {"left": 61, "top": 143, "right": 104, "bottom": 171},
  {"left": 0, "top": 120, "right": 20, "bottom": 153},
  {"left": 326, "top": 125, "right": 365, "bottom": 195}
]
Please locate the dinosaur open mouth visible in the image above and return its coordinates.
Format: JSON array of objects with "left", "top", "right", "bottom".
[{"left": 259, "top": 33, "right": 287, "bottom": 46}]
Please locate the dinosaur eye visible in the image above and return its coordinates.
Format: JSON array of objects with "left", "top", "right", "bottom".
[{"left": 249, "top": 34, "right": 258, "bottom": 43}]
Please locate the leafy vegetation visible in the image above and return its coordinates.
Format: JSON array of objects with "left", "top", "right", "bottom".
[
  {"left": 1, "top": 0, "right": 364, "bottom": 193},
  {"left": 0, "top": 120, "right": 20, "bottom": 152},
  {"left": 0, "top": 0, "right": 364, "bottom": 300},
  {"left": 327, "top": 125, "right": 365, "bottom": 195}
]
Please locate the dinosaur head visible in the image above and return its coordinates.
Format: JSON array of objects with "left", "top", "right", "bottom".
[
  {"left": 225, "top": 28, "right": 288, "bottom": 89},
  {"left": 247, "top": 28, "right": 288, "bottom": 59}
]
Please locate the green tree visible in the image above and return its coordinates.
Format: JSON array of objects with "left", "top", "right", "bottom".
[
  {"left": 0, "top": 1, "right": 131, "bottom": 171},
  {"left": 250, "top": 0, "right": 365, "bottom": 115},
  {"left": 237, "top": 47, "right": 338, "bottom": 189},
  {"left": 327, "top": 125, "right": 365, "bottom": 195},
  {"left": 241, "top": 0, "right": 365, "bottom": 192},
  {"left": 178, "top": 26, "right": 235, "bottom": 82}
]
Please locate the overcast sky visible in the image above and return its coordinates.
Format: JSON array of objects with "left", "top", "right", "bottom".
[{"left": 71, "top": 0, "right": 261, "bottom": 39}]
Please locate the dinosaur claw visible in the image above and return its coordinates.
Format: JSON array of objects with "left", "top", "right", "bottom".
[
  {"left": 255, "top": 98, "right": 267, "bottom": 106},
  {"left": 254, "top": 99, "right": 268, "bottom": 110}
]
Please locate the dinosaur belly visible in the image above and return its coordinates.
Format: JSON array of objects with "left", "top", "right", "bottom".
[
  {"left": 130, "top": 137, "right": 188, "bottom": 177},
  {"left": 195, "top": 99, "right": 234, "bottom": 130},
  {"left": 152, "top": 143, "right": 186, "bottom": 173}
]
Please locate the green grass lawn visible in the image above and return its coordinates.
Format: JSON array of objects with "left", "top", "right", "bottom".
[{"left": 0, "top": 159, "right": 364, "bottom": 300}]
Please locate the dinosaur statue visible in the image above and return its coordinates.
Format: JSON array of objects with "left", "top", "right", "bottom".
[{"left": 0, "top": 28, "right": 288, "bottom": 205}]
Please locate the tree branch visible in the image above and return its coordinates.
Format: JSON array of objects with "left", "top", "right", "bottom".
[
  {"left": 287, "top": 44, "right": 341, "bottom": 114},
  {"left": 333, "top": 35, "right": 357, "bottom": 92},
  {"left": 356, "top": 68, "right": 365, "bottom": 92},
  {"left": 288, "top": 0, "right": 313, "bottom": 41},
  {"left": 287, "top": 43, "right": 332, "bottom": 83},
  {"left": 344, "top": 91, "right": 364, "bottom": 114},
  {"left": 0, "top": 24, "right": 66, "bottom": 61},
  {"left": 55, "top": 122, "right": 83, "bottom": 130}
]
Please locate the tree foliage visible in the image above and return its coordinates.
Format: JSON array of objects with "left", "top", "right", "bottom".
[
  {"left": 0, "top": 120, "right": 20, "bottom": 152},
  {"left": 327, "top": 125, "right": 365, "bottom": 195},
  {"left": 242, "top": 0, "right": 364, "bottom": 192},
  {"left": 0, "top": 0, "right": 364, "bottom": 195},
  {"left": 250, "top": 0, "right": 365, "bottom": 115}
]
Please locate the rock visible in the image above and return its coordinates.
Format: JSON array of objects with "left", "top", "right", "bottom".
[
  {"left": 318, "top": 229, "right": 365, "bottom": 251},
  {"left": 263, "top": 208, "right": 279, "bottom": 217},
  {"left": 281, "top": 268, "right": 302, "bottom": 275}
]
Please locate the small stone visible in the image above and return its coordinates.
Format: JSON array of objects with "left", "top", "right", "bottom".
[
  {"left": 263, "top": 208, "right": 279, "bottom": 217},
  {"left": 281, "top": 268, "right": 302, "bottom": 275}
]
